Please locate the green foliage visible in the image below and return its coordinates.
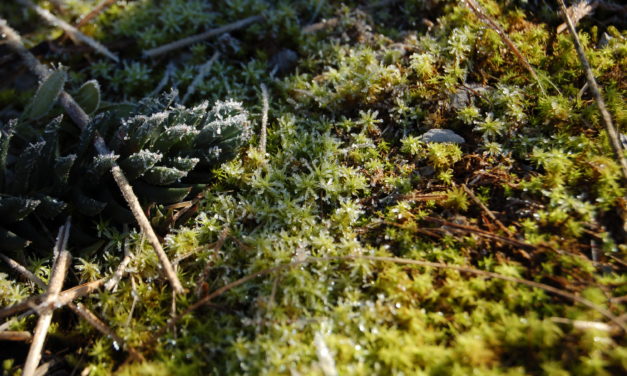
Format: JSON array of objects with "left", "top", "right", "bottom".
[
  {"left": 1, "top": 0, "right": 626, "bottom": 375},
  {"left": 27, "top": 69, "right": 67, "bottom": 120},
  {"left": 0, "top": 90, "right": 250, "bottom": 252},
  {"left": 75, "top": 80, "right": 102, "bottom": 115}
]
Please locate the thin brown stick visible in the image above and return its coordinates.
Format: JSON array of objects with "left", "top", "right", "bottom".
[
  {"left": 303, "top": 0, "right": 399, "bottom": 33},
  {"left": 461, "top": 184, "right": 513, "bottom": 236},
  {"left": 75, "top": 0, "right": 117, "bottom": 29},
  {"left": 182, "top": 52, "right": 219, "bottom": 104},
  {"left": 463, "top": 0, "right": 545, "bottom": 95},
  {"left": 71, "top": 303, "right": 144, "bottom": 361},
  {"left": 0, "top": 254, "right": 46, "bottom": 288},
  {"left": 423, "top": 216, "right": 533, "bottom": 249},
  {"left": 0, "top": 19, "right": 184, "bottom": 294},
  {"left": 15, "top": 0, "right": 118, "bottom": 62},
  {"left": 0, "top": 255, "right": 142, "bottom": 360},
  {"left": 0, "top": 310, "right": 34, "bottom": 332},
  {"left": 259, "top": 84, "right": 269, "bottom": 155},
  {"left": 557, "top": 0, "right": 627, "bottom": 182},
  {"left": 23, "top": 222, "right": 72, "bottom": 376},
  {"left": 111, "top": 166, "right": 184, "bottom": 293},
  {"left": 54, "top": 279, "right": 106, "bottom": 307},
  {"left": 0, "top": 331, "right": 32, "bottom": 342},
  {"left": 143, "top": 254, "right": 624, "bottom": 356},
  {"left": 550, "top": 317, "right": 619, "bottom": 334},
  {"left": 104, "top": 238, "right": 133, "bottom": 292},
  {"left": 143, "top": 15, "right": 264, "bottom": 58},
  {"left": 0, "top": 279, "right": 105, "bottom": 322},
  {"left": 557, "top": 0, "right": 598, "bottom": 34}
]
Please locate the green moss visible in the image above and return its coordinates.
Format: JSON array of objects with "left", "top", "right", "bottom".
[{"left": 0, "top": 0, "right": 626, "bottom": 374}]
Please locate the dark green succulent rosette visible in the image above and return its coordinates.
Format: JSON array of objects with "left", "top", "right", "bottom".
[{"left": 0, "top": 88, "right": 251, "bottom": 254}]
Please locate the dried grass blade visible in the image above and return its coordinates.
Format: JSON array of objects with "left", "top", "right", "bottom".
[
  {"left": 16, "top": 0, "right": 119, "bottom": 62},
  {"left": 23, "top": 221, "right": 72, "bottom": 376}
]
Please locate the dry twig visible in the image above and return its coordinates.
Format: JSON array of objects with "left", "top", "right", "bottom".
[
  {"left": 0, "top": 331, "right": 32, "bottom": 342},
  {"left": 104, "top": 239, "right": 133, "bottom": 291},
  {"left": 15, "top": 0, "right": 119, "bottom": 62},
  {"left": 0, "top": 279, "right": 105, "bottom": 321},
  {"left": 259, "top": 83, "right": 269, "bottom": 155},
  {"left": 557, "top": 0, "right": 598, "bottom": 34},
  {"left": 182, "top": 52, "right": 219, "bottom": 104},
  {"left": 551, "top": 317, "right": 620, "bottom": 334},
  {"left": 75, "top": 0, "right": 117, "bottom": 29},
  {"left": 0, "top": 255, "right": 142, "bottom": 360},
  {"left": 463, "top": 0, "right": 546, "bottom": 95},
  {"left": 557, "top": 0, "right": 627, "bottom": 183},
  {"left": 23, "top": 221, "right": 72, "bottom": 376},
  {"left": 143, "top": 15, "right": 264, "bottom": 58},
  {"left": 461, "top": 184, "right": 513, "bottom": 236}
]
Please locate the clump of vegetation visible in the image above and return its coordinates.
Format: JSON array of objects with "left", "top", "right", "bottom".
[
  {"left": 0, "top": 0, "right": 626, "bottom": 375},
  {"left": 1, "top": 77, "right": 250, "bottom": 253}
]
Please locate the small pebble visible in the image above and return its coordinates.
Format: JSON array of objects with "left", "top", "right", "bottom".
[{"left": 420, "top": 129, "right": 465, "bottom": 144}]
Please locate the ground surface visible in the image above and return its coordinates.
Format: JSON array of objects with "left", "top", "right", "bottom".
[{"left": 0, "top": 0, "right": 626, "bottom": 375}]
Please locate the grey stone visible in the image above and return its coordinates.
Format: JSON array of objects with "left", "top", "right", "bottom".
[{"left": 420, "top": 129, "right": 465, "bottom": 144}]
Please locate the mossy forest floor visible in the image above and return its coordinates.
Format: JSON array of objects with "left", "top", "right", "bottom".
[{"left": 1, "top": 0, "right": 626, "bottom": 374}]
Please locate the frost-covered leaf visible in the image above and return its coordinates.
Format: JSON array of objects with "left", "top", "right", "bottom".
[
  {"left": 90, "top": 153, "right": 119, "bottom": 177},
  {"left": 75, "top": 80, "right": 101, "bottom": 115},
  {"left": 12, "top": 142, "right": 45, "bottom": 192},
  {"left": 166, "top": 156, "right": 199, "bottom": 172},
  {"left": 133, "top": 181, "right": 191, "bottom": 204},
  {"left": 0, "top": 196, "right": 40, "bottom": 223},
  {"left": 54, "top": 154, "right": 77, "bottom": 186},
  {"left": 119, "top": 150, "right": 163, "bottom": 180},
  {"left": 34, "top": 195, "right": 67, "bottom": 219},
  {"left": 143, "top": 166, "right": 187, "bottom": 185},
  {"left": 28, "top": 69, "right": 67, "bottom": 120},
  {"left": 73, "top": 192, "right": 107, "bottom": 216}
]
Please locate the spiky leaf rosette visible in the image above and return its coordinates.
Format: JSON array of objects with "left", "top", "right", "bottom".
[{"left": 0, "top": 94, "right": 250, "bottom": 253}]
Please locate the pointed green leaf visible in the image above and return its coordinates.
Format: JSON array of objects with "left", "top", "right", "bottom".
[
  {"left": 75, "top": 80, "right": 101, "bottom": 115},
  {"left": 28, "top": 70, "right": 67, "bottom": 120},
  {"left": 0, "top": 195, "right": 40, "bottom": 223},
  {"left": 0, "top": 120, "right": 17, "bottom": 190},
  {"left": 166, "top": 156, "right": 199, "bottom": 172},
  {"left": 54, "top": 154, "right": 77, "bottom": 186},
  {"left": 119, "top": 150, "right": 162, "bottom": 180},
  {"left": 34, "top": 195, "right": 67, "bottom": 219},
  {"left": 0, "top": 226, "right": 30, "bottom": 252},
  {"left": 12, "top": 141, "right": 45, "bottom": 192},
  {"left": 89, "top": 153, "right": 119, "bottom": 178},
  {"left": 73, "top": 191, "right": 107, "bottom": 216},
  {"left": 143, "top": 166, "right": 187, "bottom": 186},
  {"left": 133, "top": 181, "right": 191, "bottom": 204}
]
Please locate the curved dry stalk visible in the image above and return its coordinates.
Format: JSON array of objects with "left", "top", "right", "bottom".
[
  {"left": 0, "top": 18, "right": 184, "bottom": 294},
  {"left": 557, "top": 0, "right": 627, "bottom": 183}
]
